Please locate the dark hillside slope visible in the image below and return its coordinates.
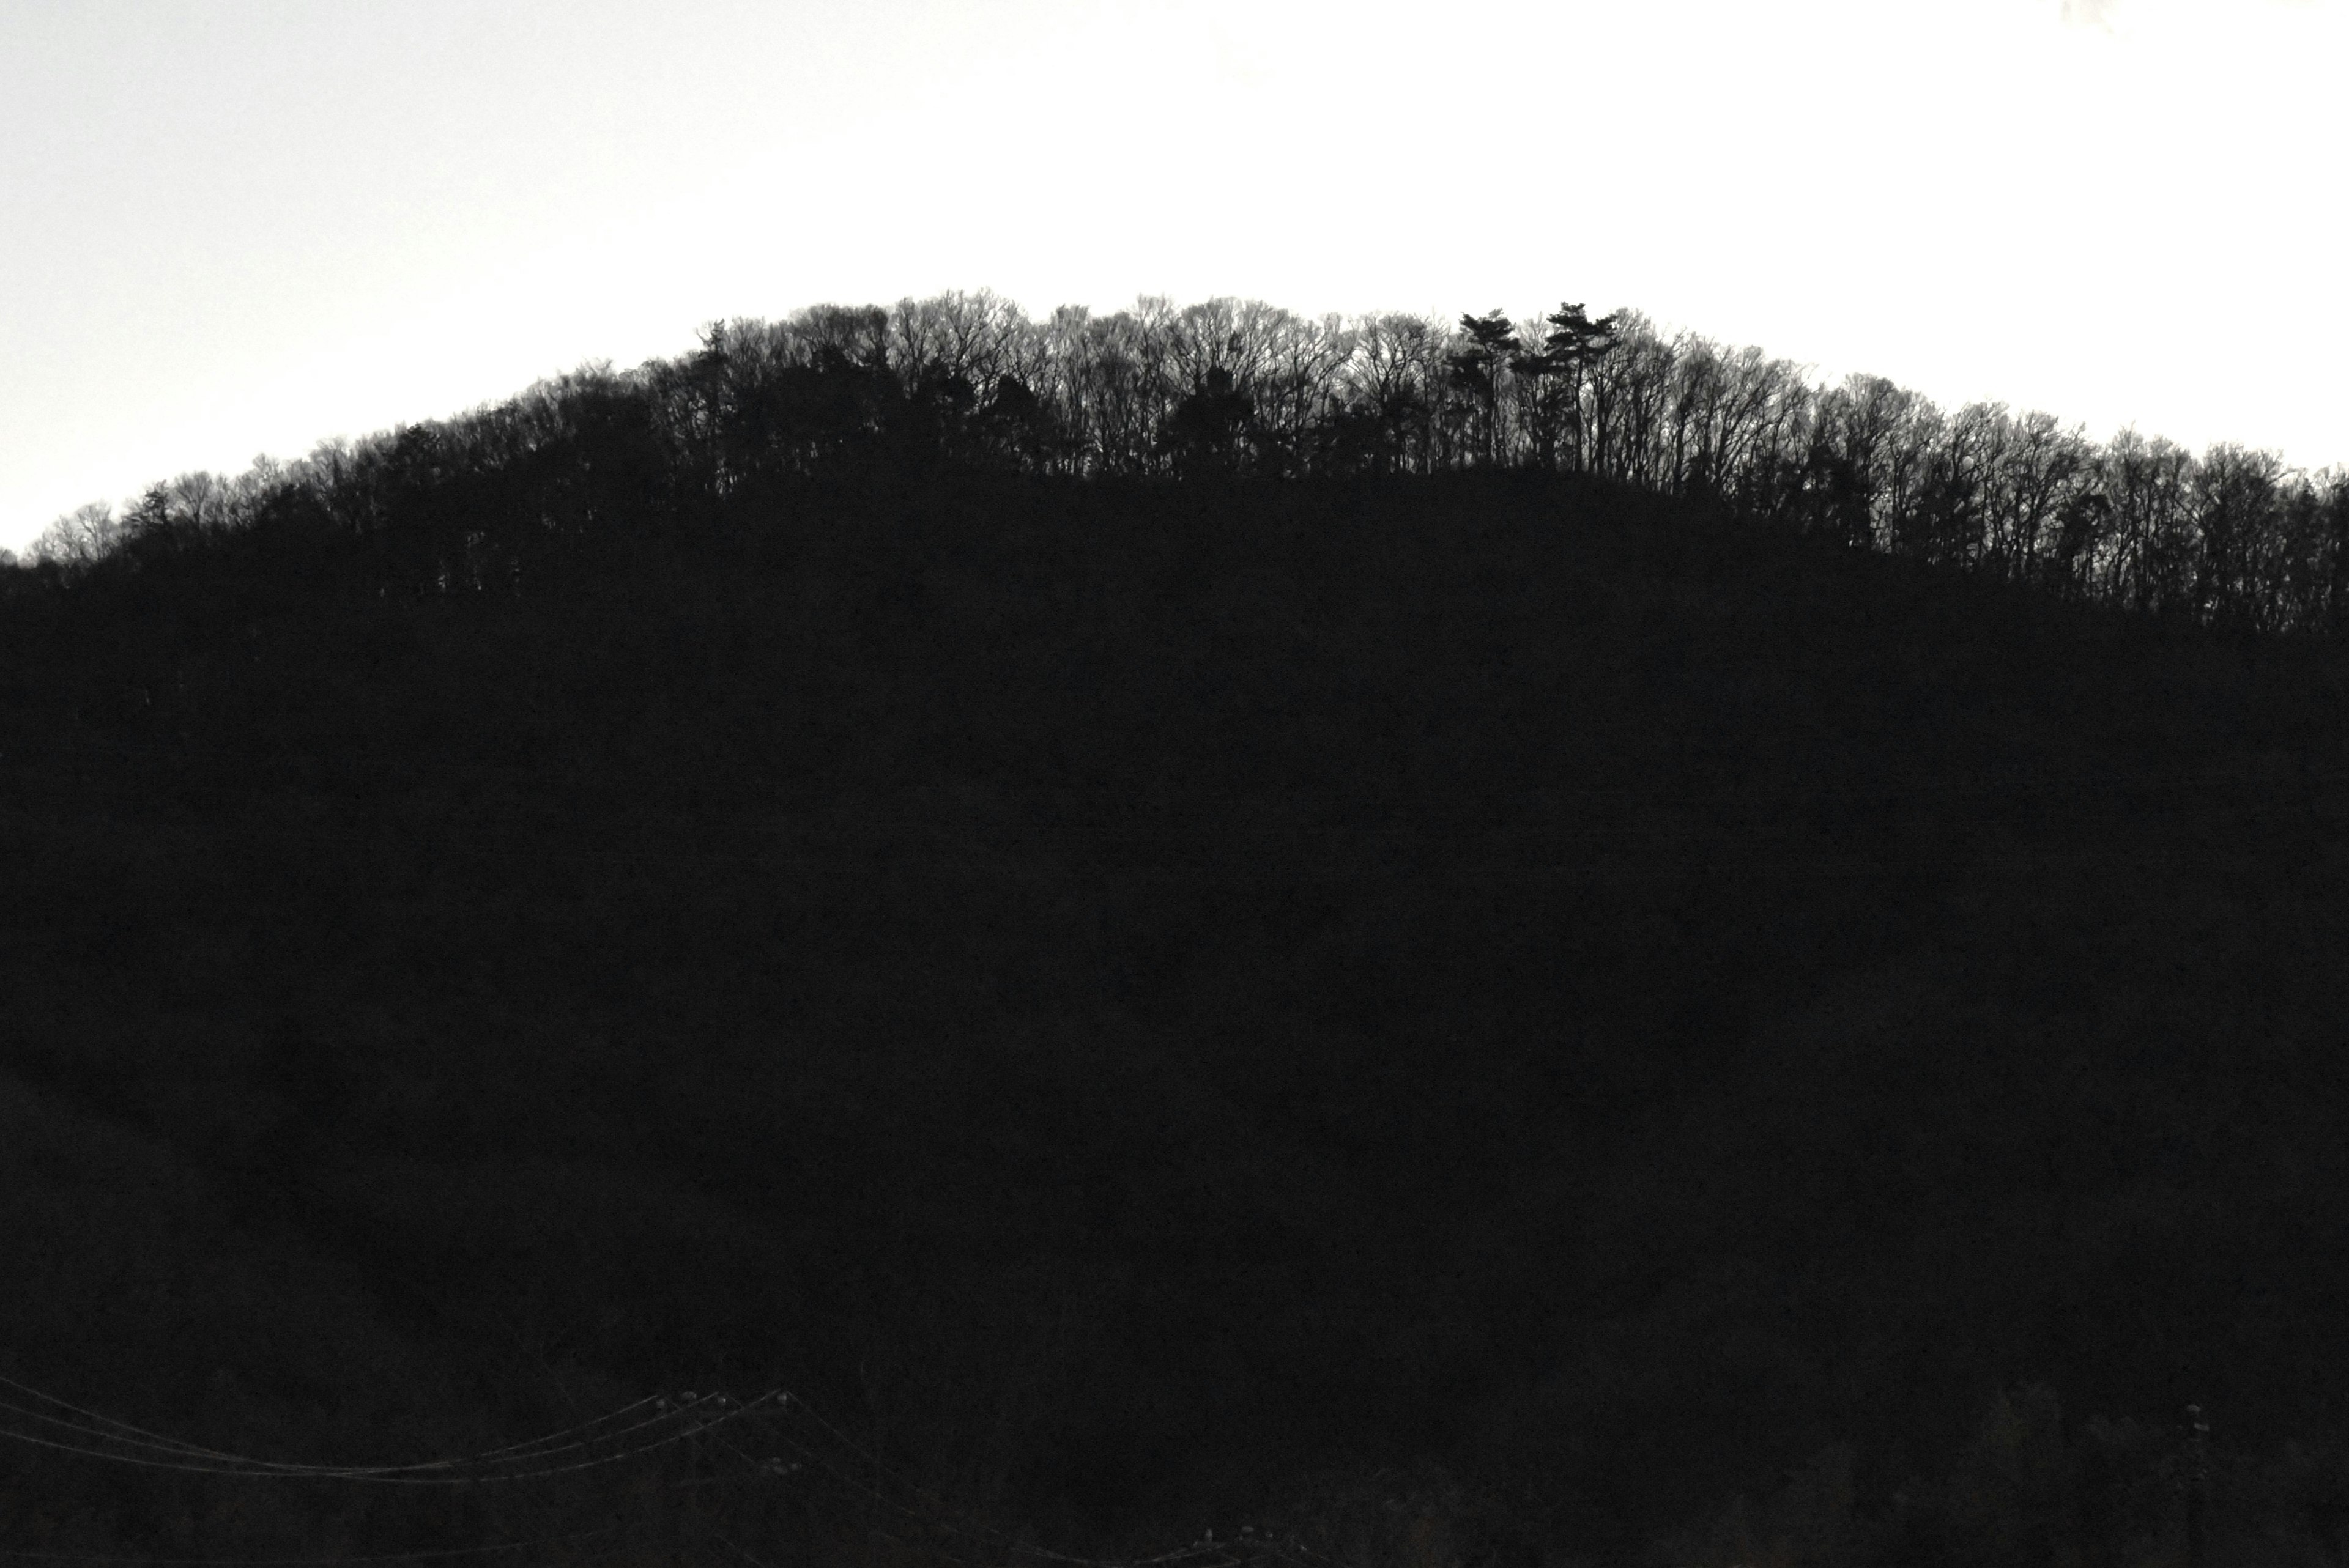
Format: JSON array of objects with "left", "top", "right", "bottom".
[{"left": 5, "top": 470, "right": 2349, "bottom": 1562}]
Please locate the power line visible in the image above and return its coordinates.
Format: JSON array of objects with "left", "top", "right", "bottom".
[
  {"left": 0, "top": 1381, "right": 779, "bottom": 1485},
  {"left": 0, "top": 1370, "right": 1372, "bottom": 1568},
  {"left": 0, "top": 1377, "right": 675, "bottom": 1471}
]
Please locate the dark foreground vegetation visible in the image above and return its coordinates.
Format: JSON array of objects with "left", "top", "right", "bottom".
[{"left": 7, "top": 295, "right": 2349, "bottom": 1567}]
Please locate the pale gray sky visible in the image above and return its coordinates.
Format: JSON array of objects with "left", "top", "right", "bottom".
[{"left": 3, "top": 0, "right": 2343, "bottom": 550}]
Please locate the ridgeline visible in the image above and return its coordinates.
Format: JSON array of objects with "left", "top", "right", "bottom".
[{"left": 6, "top": 312, "right": 2349, "bottom": 1568}]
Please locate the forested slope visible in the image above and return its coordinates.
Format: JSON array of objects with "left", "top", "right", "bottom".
[{"left": 7, "top": 459, "right": 2349, "bottom": 1567}]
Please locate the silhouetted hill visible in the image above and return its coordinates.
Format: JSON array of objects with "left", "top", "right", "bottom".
[{"left": 6, "top": 467, "right": 2349, "bottom": 1567}]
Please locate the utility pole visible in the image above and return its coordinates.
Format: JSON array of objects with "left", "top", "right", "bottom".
[{"left": 2183, "top": 1403, "right": 2210, "bottom": 1568}]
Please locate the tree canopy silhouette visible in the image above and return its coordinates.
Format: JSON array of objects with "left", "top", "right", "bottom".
[
  {"left": 9, "top": 288, "right": 2349, "bottom": 1568},
  {"left": 31, "top": 288, "right": 2343, "bottom": 638}
]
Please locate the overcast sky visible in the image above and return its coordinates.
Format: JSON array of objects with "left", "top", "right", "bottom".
[{"left": 3, "top": 0, "right": 2343, "bottom": 552}]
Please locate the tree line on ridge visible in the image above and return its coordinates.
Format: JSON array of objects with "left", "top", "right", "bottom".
[{"left": 20, "top": 289, "right": 2349, "bottom": 635}]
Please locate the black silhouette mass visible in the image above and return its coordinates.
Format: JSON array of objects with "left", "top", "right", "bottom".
[{"left": 6, "top": 292, "right": 2349, "bottom": 1568}]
